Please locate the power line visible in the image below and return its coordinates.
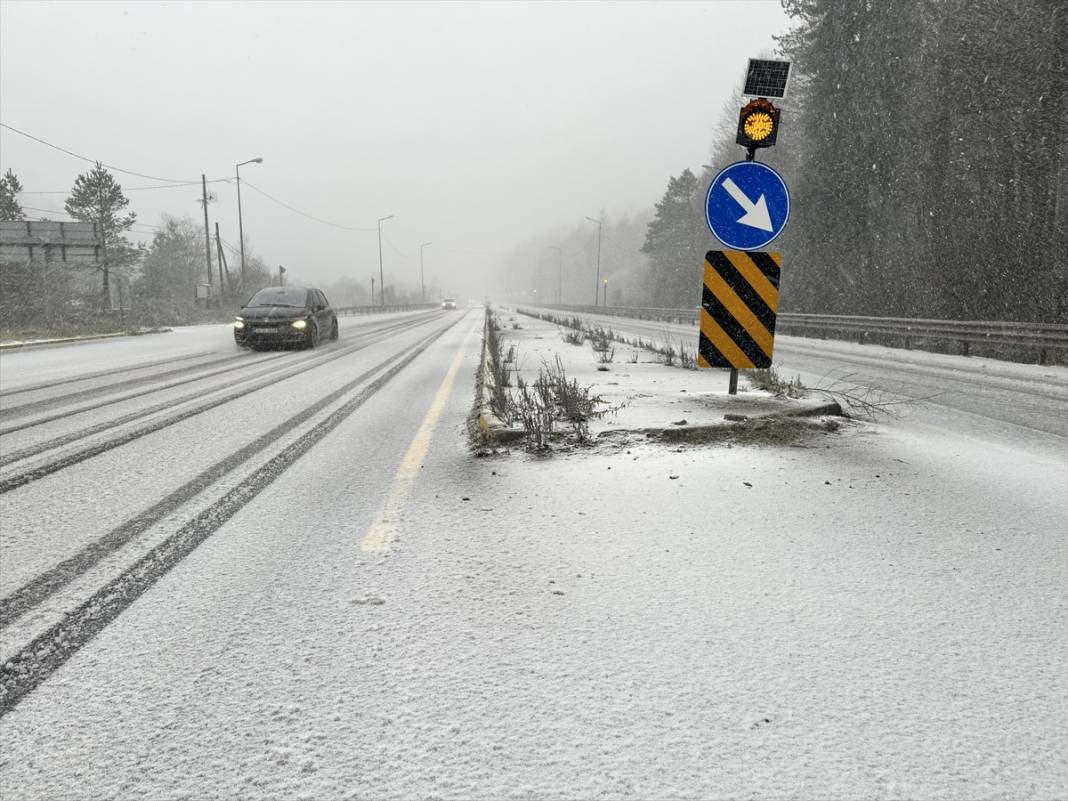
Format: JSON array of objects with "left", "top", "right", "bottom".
[
  {"left": 218, "top": 235, "right": 243, "bottom": 258},
  {"left": 0, "top": 122, "right": 200, "bottom": 183},
  {"left": 19, "top": 204, "right": 79, "bottom": 218},
  {"left": 17, "top": 179, "right": 230, "bottom": 195},
  {"left": 382, "top": 232, "right": 413, "bottom": 260},
  {"left": 240, "top": 180, "right": 377, "bottom": 233},
  {"left": 19, "top": 205, "right": 163, "bottom": 232}
]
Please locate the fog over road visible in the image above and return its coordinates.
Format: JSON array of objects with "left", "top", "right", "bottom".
[{"left": 0, "top": 311, "right": 1065, "bottom": 800}]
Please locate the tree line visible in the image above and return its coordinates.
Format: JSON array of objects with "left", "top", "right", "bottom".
[
  {"left": 514, "top": 0, "right": 1065, "bottom": 323},
  {"left": 0, "top": 163, "right": 386, "bottom": 332},
  {"left": 0, "top": 163, "right": 276, "bottom": 331}
]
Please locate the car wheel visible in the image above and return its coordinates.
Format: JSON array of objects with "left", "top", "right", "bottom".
[{"left": 330, "top": 319, "right": 339, "bottom": 341}]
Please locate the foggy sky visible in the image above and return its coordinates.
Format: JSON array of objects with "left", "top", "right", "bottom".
[{"left": 0, "top": 0, "right": 790, "bottom": 298}]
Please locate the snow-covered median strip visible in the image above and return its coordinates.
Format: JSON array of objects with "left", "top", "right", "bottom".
[{"left": 485, "top": 306, "right": 846, "bottom": 451}]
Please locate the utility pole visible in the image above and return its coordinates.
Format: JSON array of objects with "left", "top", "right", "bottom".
[
  {"left": 550, "top": 246, "right": 562, "bottom": 304},
  {"left": 585, "top": 216, "right": 602, "bottom": 306},
  {"left": 371, "top": 276, "right": 375, "bottom": 306},
  {"left": 215, "top": 223, "right": 230, "bottom": 300},
  {"left": 201, "top": 175, "right": 213, "bottom": 293},
  {"left": 235, "top": 157, "right": 263, "bottom": 296},
  {"left": 377, "top": 214, "right": 393, "bottom": 308},
  {"left": 420, "top": 242, "right": 432, "bottom": 304}
]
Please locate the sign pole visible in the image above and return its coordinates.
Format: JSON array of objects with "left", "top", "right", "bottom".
[
  {"left": 702, "top": 58, "right": 791, "bottom": 395},
  {"left": 726, "top": 146, "right": 759, "bottom": 394}
]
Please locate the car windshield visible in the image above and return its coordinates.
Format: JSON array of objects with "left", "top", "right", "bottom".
[{"left": 246, "top": 287, "right": 308, "bottom": 308}]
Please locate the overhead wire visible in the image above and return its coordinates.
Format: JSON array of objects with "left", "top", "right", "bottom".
[
  {"left": 4, "top": 122, "right": 481, "bottom": 254},
  {"left": 0, "top": 122, "right": 201, "bottom": 183},
  {"left": 17, "top": 179, "right": 229, "bottom": 194},
  {"left": 381, "top": 232, "right": 413, "bottom": 260},
  {"left": 19, "top": 204, "right": 163, "bottom": 233},
  {"left": 239, "top": 180, "right": 377, "bottom": 233}
]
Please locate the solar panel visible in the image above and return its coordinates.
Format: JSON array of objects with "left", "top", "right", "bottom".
[{"left": 743, "top": 59, "right": 791, "bottom": 99}]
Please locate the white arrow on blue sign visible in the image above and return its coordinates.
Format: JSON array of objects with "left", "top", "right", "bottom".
[{"left": 705, "top": 161, "right": 790, "bottom": 251}]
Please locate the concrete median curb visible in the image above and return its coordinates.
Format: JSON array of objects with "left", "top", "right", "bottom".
[{"left": 469, "top": 310, "right": 524, "bottom": 447}]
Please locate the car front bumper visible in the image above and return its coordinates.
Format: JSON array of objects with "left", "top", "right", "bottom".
[{"left": 234, "top": 322, "right": 307, "bottom": 347}]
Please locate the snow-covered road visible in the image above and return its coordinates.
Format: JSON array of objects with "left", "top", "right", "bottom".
[{"left": 0, "top": 308, "right": 1065, "bottom": 800}]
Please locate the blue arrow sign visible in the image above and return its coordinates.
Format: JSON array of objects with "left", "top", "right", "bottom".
[{"left": 705, "top": 161, "right": 790, "bottom": 251}]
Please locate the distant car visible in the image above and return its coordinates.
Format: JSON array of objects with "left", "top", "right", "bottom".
[
  {"left": 234, "top": 285, "right": 339, "bottom": 350},
  {"left": 441, "top": 298, "right": 457, "bottom": 310}
]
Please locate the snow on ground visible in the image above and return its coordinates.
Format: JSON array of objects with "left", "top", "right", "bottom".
[
  {"left": 0, "top": 310, "right": 1065, "bottom": 800},
  {"left": 492, "top": 310, "right": 832, "bottom": 438}
]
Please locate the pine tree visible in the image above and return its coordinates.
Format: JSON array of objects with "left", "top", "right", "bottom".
[
  {"left": 641, "top": 169, "right": 707, "bottom": 306},
  {"left": 64, "top": 162, "right": 136, "bottom": 308},
  {"left": 0, "top": 169, "right": 24, "bottom": 221}
]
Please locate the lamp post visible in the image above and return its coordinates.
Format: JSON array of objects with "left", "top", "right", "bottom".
[
  {"left": 549, "top": 246, "right": 562, "bottom": 304},
  {"left": 377, "top": 214, "right": 393, "bottom": 307},
  {"left": 235, "top": 157, "right": 263, "bottom": 296},
  {"left": 420, "top": 242, "right": 432, "bottom": 304},
  {"left": 585, "top": 216, "right": 602, "bottom": 306},
  {"left": 603, "top": 278, "right": 608, "bottom": 307}
]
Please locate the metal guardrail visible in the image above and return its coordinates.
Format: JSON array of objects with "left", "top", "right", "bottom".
[
  {"left": 524, "top": 304, "right": 1068, "bottom": 365},
  {"left": 335, "top": 303, "right": 439, "bottom": 317}
]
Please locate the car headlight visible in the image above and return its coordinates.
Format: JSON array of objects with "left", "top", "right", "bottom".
[
  {"left": 291, "top": 319, "right": 307, "bottom": 330},
  {"left": 234, "top": 320, "right": 245, "bottom": 329}
]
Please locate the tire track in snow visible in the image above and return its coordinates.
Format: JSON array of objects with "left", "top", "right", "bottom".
[
  {"left": 0, "top": 351, "right": 292, "bottom": 432},
  {"left": 0, "top": 350, "right": 215, "bottom": 398},
  {"left": 0, "top": 314, "right": 453, "bottom": 628},
  {"left": 0, "top": 316, "right": 434, "bottom": 490},
  {"left": 0, "top": 318, "right": 461, "bottom": 716}
]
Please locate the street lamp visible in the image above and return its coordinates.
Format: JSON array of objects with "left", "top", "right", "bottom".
[
  {"left": 377, "top": 214, "right": 393, "bottom": 307},
  {"left": 603, "top": 278, "right": 608, "bottom": 307},
  {"left": 420, "top": 242, "right": 432, "bottom": 304},
  {"left": 585, "top": 216, "right": 602, "bottom": 306},
  {"left": 549, "top": 246, "right": 562, "bottom": 304},
  {"left": 235, "top": 157, "right": 263, "bottom": 296}
]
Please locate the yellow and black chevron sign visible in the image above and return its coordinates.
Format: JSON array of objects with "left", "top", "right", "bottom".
[{"left": 698, "top": 250, "right": 781, "bottom": 369}]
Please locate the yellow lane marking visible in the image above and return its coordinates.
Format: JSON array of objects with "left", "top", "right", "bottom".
[{"left": 360, "top": 320, "right": 477, "bottom": 553}]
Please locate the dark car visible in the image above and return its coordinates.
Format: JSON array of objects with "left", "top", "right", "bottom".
[
  {"left": 234, "top": 285, "right": 339, "bottom": 349},
  {"left": 441, "top": 298, "right": 457, "bottom": 310}
]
